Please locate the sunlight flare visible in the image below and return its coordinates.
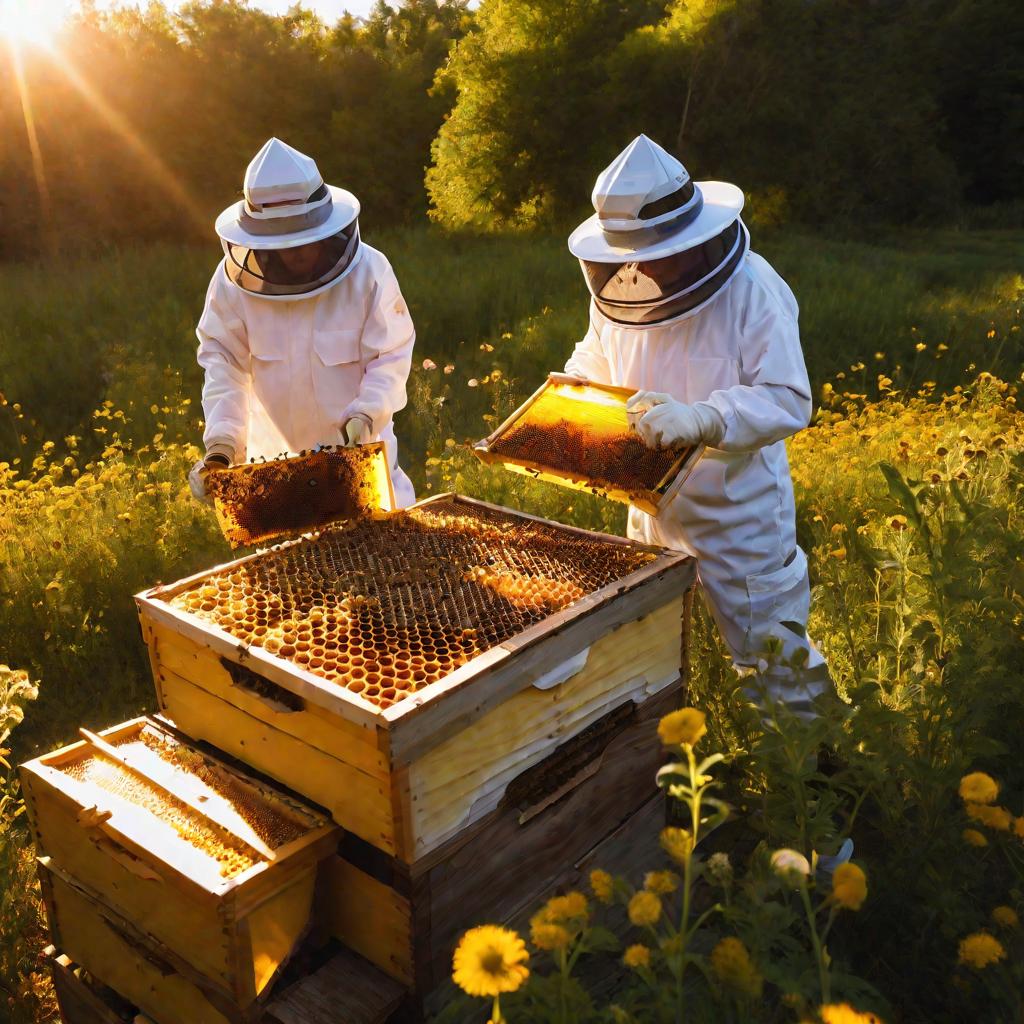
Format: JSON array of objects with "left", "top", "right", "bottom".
[{"left": 0, "top": 0, "right": 69, "bottom": 47}]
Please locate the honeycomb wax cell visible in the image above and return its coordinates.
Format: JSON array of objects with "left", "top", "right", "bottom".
[{"left": 167, "top": 498, "right": 656, "bottom": 710}]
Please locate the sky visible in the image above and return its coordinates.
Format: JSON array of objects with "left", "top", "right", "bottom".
[{"left": 86, "top": 0, "right": 377, "bottom": 21}]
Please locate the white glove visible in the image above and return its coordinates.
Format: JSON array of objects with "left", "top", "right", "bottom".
[
  {"left": 188, "top": 443, "right": 234, "bottom": 504},
  {"left": 340, "top": 413, "right": 373, "bottom": 448},
  {"left": 626, "top": 391, "right": 725, "bottom": 449}
]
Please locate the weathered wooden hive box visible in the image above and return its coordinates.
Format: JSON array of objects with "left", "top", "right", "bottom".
[
  {"left": 136, "top": 493, "right": 695, "bottom": 991},
  {"left": 21, "top": 718, "right": 339, "bottom": 1023}
]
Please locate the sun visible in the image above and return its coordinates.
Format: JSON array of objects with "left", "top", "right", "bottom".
[{"left": 0, "top": 0, "right": 70, "bottom": 48}]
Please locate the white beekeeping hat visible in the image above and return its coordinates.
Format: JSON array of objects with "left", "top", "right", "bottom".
[
  {"left": 214, "top": 138, "right": 363, "bottom": 301},
  {"left": 569, "top": 135, "right": 749, "bottom": 325}
]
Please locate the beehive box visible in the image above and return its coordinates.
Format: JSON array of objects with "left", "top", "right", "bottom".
[
  {"left": 136, "top": 494, "right": 692, "bottom": 867},
  {"left": 21, "top": 718, "right": 339, "bottom": 1017},
  {"left": 473, "top": 374, "right": 703, "bottom": 515},
  {"left": 136, "top": 494, "right": 694, "bottom": 991}
]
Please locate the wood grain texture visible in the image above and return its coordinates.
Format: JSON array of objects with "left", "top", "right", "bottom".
[{"left": 47, "top": 949, "right": 131, "bottom": 1024}]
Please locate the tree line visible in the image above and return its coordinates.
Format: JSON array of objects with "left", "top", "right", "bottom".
[{"left": 0, "top": 0, "right": 1020, "bottom": 259}]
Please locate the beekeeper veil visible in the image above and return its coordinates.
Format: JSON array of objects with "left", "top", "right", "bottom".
[
  {"left": 214, "top": 138, "right": 362, "bottom": 301},
  {"left": 569, "top": 135, "right": 748, "bottom": 326}
]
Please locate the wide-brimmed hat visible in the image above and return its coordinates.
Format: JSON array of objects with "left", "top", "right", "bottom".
[
  {"left": 569, "top": 136, "right": 747, "bottom": 325},
  {"left": 215, "top": 138, "right": 362, "bottom": 300}
]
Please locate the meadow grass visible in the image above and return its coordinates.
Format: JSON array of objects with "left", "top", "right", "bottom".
[{"left": 0, "top": 226, "right": 1022, "bottom": 1023}]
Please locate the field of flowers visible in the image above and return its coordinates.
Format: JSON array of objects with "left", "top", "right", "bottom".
[{"left": 1, "top": 227, "right": 1022, "bottom": 1023}]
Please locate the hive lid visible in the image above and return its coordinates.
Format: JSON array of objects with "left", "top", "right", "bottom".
[
  {"left": 206, "top": 443, "right": 395, "bottom": 548},
  {"left": 23, "top": 717, "right": 337, "bottom": 893},
  {"left": 473, "top": 373, "right": 704, "bottom": 515}
]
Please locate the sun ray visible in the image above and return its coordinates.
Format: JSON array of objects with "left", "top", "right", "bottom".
[
  {"left": 8, "top": 39, "right": 56, "bottom": 252},
  {"left": 47, "top": 51, "right": 210, "bottom": 232}
]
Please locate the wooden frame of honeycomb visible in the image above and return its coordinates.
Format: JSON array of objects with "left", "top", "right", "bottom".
[
  {"left": 206, "top": 442, "right": 395, "bottom": 548},
  {"left": 21, "top": 717, "right": 339, "bottom": 1015},
  {"left": 473, "top": 373, "right": 704, "bottom": 515}
]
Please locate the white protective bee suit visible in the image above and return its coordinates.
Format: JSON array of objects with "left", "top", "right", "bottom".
[
  {"left": 194, "top": 138, "right": 416, "bottom": 507},
  {"left": 565, "top": 136, "right": 829, "bottom": 710}
]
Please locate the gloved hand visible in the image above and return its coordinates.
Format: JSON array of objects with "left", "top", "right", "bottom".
[
  {"left": 188, "top": 443, "right": 234, "bottom": 504},
  {"left": 340, "top": 413, "right": 373, "bottom": 448},
  {"left": 626, "top": 391, "right": 726, "bottom": 449}
]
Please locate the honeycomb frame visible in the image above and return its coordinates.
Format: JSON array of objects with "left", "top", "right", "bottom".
[{"left": 474, "top": 373, "right": 704, "bottom": 515}]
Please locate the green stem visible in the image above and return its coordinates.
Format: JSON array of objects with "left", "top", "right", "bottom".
[
  {"left": 800, "top": 882, "right": 831, "bottom": 1002},
  {"left": 558, "top": 946, "right": 567, "bottom": 1024},
  {"left": 492, "top": 994, "right": 502, "bottom": 1023}
]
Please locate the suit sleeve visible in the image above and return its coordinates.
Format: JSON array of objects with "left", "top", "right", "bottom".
[
  {"left": 563, "top": 305, "right": 611, "bottom": 383},
  {"left": 697, "top": 273, "right": 812, "bottom": 452},
  {"left": 341, "top": 260, "right": 415, "bottom": 437},
  {"left": 196, "top": 266, "right": 251, "bottom": 460}
]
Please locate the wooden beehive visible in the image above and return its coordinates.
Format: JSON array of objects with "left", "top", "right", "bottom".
[
  {"left": 135, "top": 493, "right": 695, "bottom": 990},
  {"left": 21, "top": 718, "right": 339, "bottom": 1020},
  {"left": 473, "top": 374, "right": 704, "bottom": 515}
]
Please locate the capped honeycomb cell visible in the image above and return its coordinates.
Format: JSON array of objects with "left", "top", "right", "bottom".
[{"left": 166, "top": 498, "right": 657, "bottom": 710}]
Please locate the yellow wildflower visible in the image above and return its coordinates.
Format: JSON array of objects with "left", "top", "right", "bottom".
[
  {"left": 819, "top": 1003, "right": 884, "bottom": 1023},
  {"left": 657, "top": 707, "right": 706, "bottom": 747},
  {"left": 959, "top": 772, "right": 999, "bottom": 805},
  {"left": 963, "top": 828, "right": 988, "bottom": 848},
  {"left": 992, "top": 906, "right": 1019, "bottom": 929},
  {"left": 710, "top": 937, "right": 763, "bottom": 999},
  {"left": 628, "top": 891, "right": 662, "bottom": 927},
  {"left": 623, "top": 944, "right": 651, "bottom": 969},
  {"left": 452, "top": 925, "right": 529, "bottom": 997},
  {"left": 831, "top": 862, "right": 867, "bottom": 911},
  {"left": 542, "top": 892, "right": 588, "bottom": 923},
  {"left": 1014, "top": 817, "right": 1024, "bottom": 839},
  {"left": 589, "top": 869, "right": 614, "bottom": 904},
  {"left": 644, "top": 870, "right": 680, "bottom": 895},
  {"left": 530, "top": 921, "right": 571, "bottom": 950},
  {"left": 957, "top": 932, "right": 1006, "bottom": 969},
  {"left": 966, "top": 802, "right": 1013, "bottom": 831},
  {"left": 829, "top": 546, "right": 847, "bottom": 560},
  {"left": 660, "top": 827, "right": 694, "bottom": 865}
]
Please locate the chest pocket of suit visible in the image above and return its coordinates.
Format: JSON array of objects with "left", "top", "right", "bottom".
[
  {"left": 683, "top": 357, "right": 740, "bottom": 404},
  {"left": 312, "top": 328, "right": 364, "bottom": 415}
]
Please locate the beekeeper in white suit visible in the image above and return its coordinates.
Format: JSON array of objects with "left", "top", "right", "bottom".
[
  {"left": 189, "top": 137, "right": 416, "bottom": 506},
  {"left": 565, "top": 135, "right": 829, "bottom": 714}
]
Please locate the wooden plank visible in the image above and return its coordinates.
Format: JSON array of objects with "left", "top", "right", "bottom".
[
  {"left": 148, "top": 621, "right": 388, "bottom": 780},
  {"left": 324, "top": 856, "right": 413, "bottom": 986},
  {"left": 78, "top": 728, "right": 277, "bottom": 862},
  {"left": 265, "top": 946, "right": 406, "bottom": 1024},
  {"left": 386, "top": 563, "right": 694, "bottom": 763},
  {"left": 47, "top": 948, "right": 132, "bottom": 1024},
  {"left": 159, "top": 671, "right": 396, "bottom": 855},
  {"left": 404, "top": 599, "right": 682, "bottom": 857},
  {"left": 414, "top": 680, "right": 680, "bottom": 992}
]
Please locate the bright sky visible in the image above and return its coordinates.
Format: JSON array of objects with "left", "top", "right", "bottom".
[{"left": 88, "top": 0, "right": 376, "bottom": 22}]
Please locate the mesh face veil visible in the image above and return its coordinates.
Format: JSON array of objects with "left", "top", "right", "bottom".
[
  {"left": 582, "top": 219, "right": 749, "bottom": 326},
  {"left": 222, "top": 221, "right": 361, "bottom": 299}
]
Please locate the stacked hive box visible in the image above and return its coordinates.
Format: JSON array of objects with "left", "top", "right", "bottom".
[
  {"left": 136, "top": 493, "right": 696, "bottom": 1002},
  {"left": 20, "top": 719, "right": 339, "bottom": 1023}
]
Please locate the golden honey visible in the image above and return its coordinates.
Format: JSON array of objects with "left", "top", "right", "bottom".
[{"left": 167, "top": 498, "right": 656, "bottom": 710}]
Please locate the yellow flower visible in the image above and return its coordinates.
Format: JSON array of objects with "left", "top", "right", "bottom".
[
  {"left": 628, "top": 891, "right": 662, "bottom": 927},
  {"left": 831, "top": 863, "right": 867, "bottom": 911},
  {"left": 829, "top": 546, "right": 847, "bottom": 560},
  {"left": 963, "top": 828, "right": 988, "bottom": 847},
  {"left": 541, "top": 892, "right": 588, "bottom": 923},
  {"left": 966, "top": 802, "right": 1013, "bottom": 831},
  {"left": 623, "top": 944, "right": 651, "bottom": 969},
  {"left": 888, "top": 515, "right": 907, "bottom": 531},
  {"left": 452, "top": 925, "right": 529, "bottom": 997},
  {"left": 644, "top": 870, "right": 680, "bottom": 895},
  {"left": 660, "top": 827, "right": 694, "bottom": 865},
  {"left": 657, "top": 707, "right": 706, "bottom": 747},
  {"left": 957, "top": 932, "right": 1006, "bottom": 969},
  {"left": 710, "top": 937, "right": 763, "bottom": 999},
  {"left": 992, "top": 906, "right": 1019, "bottom": 929},
  {"left": 589, "top": 869, "right": 614, "bottom": 903},
  {"left": 530, "top": 921, "right": 571, "bottom": 950},
  {"left": 1015, "top": 817, "right": 1024, "bottom": 839},
  {"left": 819, "top": 1003, "right": 885, "bottom": 1023},
  {"left": 959, "top": 772, "right": 999, "bottom": 805}
]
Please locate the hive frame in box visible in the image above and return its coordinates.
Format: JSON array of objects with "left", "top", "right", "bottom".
[
  {"left": 473, "top": 373, "right": 705, "bottom": 516},
  {"left": 21, "top": 717, "right": 339, "bottom": 1017}
]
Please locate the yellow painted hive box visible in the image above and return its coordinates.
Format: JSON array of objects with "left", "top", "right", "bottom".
[
  {"left": 135, "top": 493, "right": 695, "bottom": 867},
  {"left": 20, "top": 717, "right": 339, "bottom": 1017}
]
